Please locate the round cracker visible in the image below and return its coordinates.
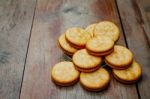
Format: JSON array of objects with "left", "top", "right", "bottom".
[
  {"left": 105, "top": 45, "right": 133, "bottom": 69},
  {"left": 86, "top": 36, "right": 114, "bottom": 53},
  {"left": 94, "top": 21, "right": 120, "bottom": 42},
  {"left": 51, "top": 61, "right": 80, "bottom": 86},
  {"left": 58, "top": 34, "right": 78, "bottom": 55},
  {"left": 65, "top": 27, "right": 92, "bottom": 48},
  {"left": 85, "top": 23, "right": 97, "bottom": 37},
  {"left": 113, "top": 61, "right": 142, "bottom": 84},
  {"left": 73, "top": 49, "right": 102, "bottom": 71},
  {"left": 80, "top": 68, "right": 110, "bottom": 91}
]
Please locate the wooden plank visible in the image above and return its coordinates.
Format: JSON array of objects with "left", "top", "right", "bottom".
[
  {"left": 20, "top": 0, "right": 138, "bottom": 99},
  {"left": 116, "top": 0, "right": 150, "bottom": 99},
  {"left": 139, "top": 0, "right": 150, "bottom": 27},
  {"left": 0, "top": 0, "right": 36, "bottom": 99},
  {"left": 139, "top": 0, "right": 150, "bottom": 43},
  {"left": 137, "top": 0, "right": 150, "bottom": 44}
]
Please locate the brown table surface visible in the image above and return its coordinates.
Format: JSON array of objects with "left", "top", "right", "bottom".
[{"left": 0, "top": 0, "right": 150, "bottom": 99}]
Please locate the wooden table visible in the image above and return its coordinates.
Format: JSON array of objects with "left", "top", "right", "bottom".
[{"left": 0, "top": 0, "right": 150, "bottom": 99}]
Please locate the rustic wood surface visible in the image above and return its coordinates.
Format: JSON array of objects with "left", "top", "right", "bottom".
[
  {"left": 20, "top": 0, "right": 138, "bottom": 99},
  {"left": 0, "top": 0, "right": 149, "bottom": 99},
  {"left": 0, "top": 0, "right": 36, "bottom": 99},
  {"left": 116, "top": 0, "right": 150, "bottom": 98}
]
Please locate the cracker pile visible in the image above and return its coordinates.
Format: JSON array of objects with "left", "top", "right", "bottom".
[{"left": 51, "top": 21, "right": 142, "bottom": 91}]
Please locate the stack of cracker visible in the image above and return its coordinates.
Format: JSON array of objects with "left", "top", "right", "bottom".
[{"left": 51, "top": 21, "right": 142, "bottom": 91}]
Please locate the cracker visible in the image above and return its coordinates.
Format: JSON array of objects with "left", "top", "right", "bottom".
[
  {"left": 80, "top": 68, "right": 110, "bottom": 91},
  {"left": 94, "top": 21, "right": 120, "bottom": 42},
  {"left": 51, "top": 61, "right": 80, "bottom": 86},
  {"left": 85, "top": 24, "right": 97, "bottom": 37},
  {"left": 113, "top": 61, "right": 142, "bottom": 84},
  {"left": 73, "top": 49, "right": 102, "bottom": 72},
  {"left": 58, "top": 34, "right": 78, "bottom": 55},
  {"left": 86, "top": 36, "right": 114, "bottom": 53},
  {"left": 65, "top": 27, "right": 92, "bottom": 48},
  {"left": 105, "top": 45, "right": 133, "bottom": 69}
]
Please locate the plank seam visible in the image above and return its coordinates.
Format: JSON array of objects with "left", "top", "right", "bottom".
[
  {"left": 114, "top": 0, "right": 128, "bottom": 47},
  {"left": 18, "top": 0, "right": 38, "bottom": 99},
  {"left": 114, "top": 0, "right": 141, "bottom": 99}
]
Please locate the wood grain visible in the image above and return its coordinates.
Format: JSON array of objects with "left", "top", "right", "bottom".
[
  {"left": 0, "top": 0, "right": 36, "bottom": 99},
  {"left": 139, "top": 0, "right": 150, "bottom": 28},
  {"left": 116, "top": 0, "right": 150, "bottom": 98},
  {"left": 20, "top": 0, "right": 138, "bottom": 99}
]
